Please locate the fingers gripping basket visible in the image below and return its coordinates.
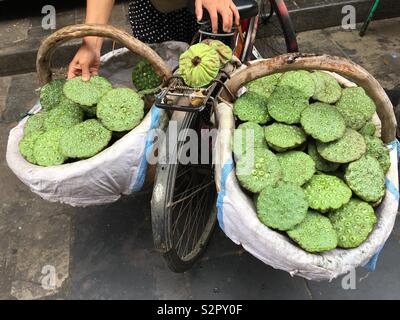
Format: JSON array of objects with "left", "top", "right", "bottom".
[
  {"left": 215, "top": 53, "right": 399, "bottom": 281},
  {"left": 6, "top": 24, "right": 173, "bottom": 207}
]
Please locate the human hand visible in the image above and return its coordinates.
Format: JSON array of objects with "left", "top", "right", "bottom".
[
  {"left": 67, "top": 37, "right": 102, "bottom": 81},
  {"left": 195, "top": 0, "right": 240, "bottom": 33}
]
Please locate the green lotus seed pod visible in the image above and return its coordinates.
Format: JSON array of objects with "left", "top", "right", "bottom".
[
  {"left": 329, "top": 198, "right": 377, "bottom": 248},
  {"left": 179, "top": 43, "right": 220, "bottom": 88},
  {"left": 257, "top": 183, "right": 308, "bottom": 231},
  {"left": 63, "top": 76, "right": 113, "bottom": 107},
  {"left": 310, "top": 71, "right": 342, "bottom": 104},
  {"left": 276, "top": 151, "right": 316, "bottom": 186},
  {"left": 278, "top": 70, "right": 315, "bottom": 98},
  {"left": 97, "top": 88, "right": 144, "bottom": 132},
  {"left": 59, "top": 119, "right": 112, "bottom": 159},
  {"left": 24, "top": 112, "right": 47, "bottom": 135},
  {"left": 19, "top": 131, "right": 43, "bottom": 164},
  {"left": 267, "top": 86, "right": 309, "bottom": 124},
  {"left": 359, "top": 121, "right": 376, "bottom": 137},
  {"left": 33, "top": 128, "right": 68, "bottom": 166},
  {"left": 303, "top": 174, "right": 352, "bottom": 212},
  {"left": 344, "top": 155, "right": 385, "bottom": 203},
  {"left": 316, "top": 129, "right": 366, "bottom": 163},
  {"left": 245, "top": 73, "right": 282, "bottom": 99},
  {"left": 44, "top": 102, "right": 84, "bottom": 131},
  {"left": 236, "top": 148, "right": 282, "bottom": 193},
  {"left": 287, "top": 210, "right": 337, "bottom": 252},
  {"left": 232, "top": 122, "right": 266, "bottom": 158},
  {"left": 40, "top": 79, "right": 66, "bottom": 111},
  {"left": 234, "top": 91, "right": 270, "bottom": 124},
  {"left": 264, "top": 123, "right": 307, "bottom": 152},
  {"left": 308, "top": 142, "right": 340, "bottom": 172},
  {"left": 300, "top": 102, "right": 346, "bottom": 143},
  {"left": 336, "top": 87, "right": 376, "bottom": 130},
  {"left": 364, "top": 135, "right": 391, "bottom": 173},
  {"left": 131, "top": 59, "right": 162, "bottom": 91}
]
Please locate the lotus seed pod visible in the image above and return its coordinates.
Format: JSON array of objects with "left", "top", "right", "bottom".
[
  {"left": 59, "top": 119, "right": 112, "bottom": 159},
  {"left": 40, "top": 79, "right": 66, "bottom": 111},
  {"left": 256, "top": 183, "right": 308, "bottom": 231},
  {"left": 245, "top": 73, "right": 282, "bottom": 99},
  {"left": 44, "top": 102, "right": 84, "bottom": 131},
  {"left": 236, "top": 148, "right": 282, "bottom": 193},
  {"left": 359, "top": 121, "right": 376, "bottom": 137},
  {"left": 24, "top": 112, "right": 47, "bottom": 135},
  {"left": 232, "top": 122, "right": 266, "bottom": 158},
  {"left": 364, "top": 135, "right": 391, "bottom": 173},
  {"left": 179, "top": 43, "right": 220, "bottom": 88},
  {"left": 287, "top": 211, "right": 338, "bottom": 252},
  {"left": 267, "top": 86, "right": 309, "bottom": 124},
  {"left": 202, "top": 39, "right": 233, "bottom": 67},
  {"left": 63, "top": 76, "right": 113, "bottom": 107},
  {"left": 97, "top": 88, "right": 144, "bottom": 132},
  {"left": 344, "top": 155, "right": 385, "bottom": 202},
  {"left": 233, "top": 92, "right": 270, "bottom": 124},
  {"left": 278, "top": 70, "right": 315, "bottom": 98},
  {"left": 329, "top": 198, "right": 377, "bottom": 248},
  {"left": 19, "top": 131, "right": 43, "bottom": 164},
  {"left": 316, "top": 128, "right": 366, "bottom": 163},
  {"left": 336, "top": 87, "right": 376, "bottom": 130},
  {"left": 310, "top": 71, "right": 342, "bottom": 104},
  {"left": 131, "top": 59, "right": 162, "bottom": 91},
  {"left": 33, "top": 128, "right": 68, "bottom": 166},
  {"left": 300, "top": 102, "right": 346, "bottom": 143},
  {"left": 264, "top": 123, "right": 307, "bottom": 152},
  {"left": 308, "top": 142, "right": 340, "bottom": 172},
  {"left": 303, "top": 174, "right": 352, "bottom": 212},
  {"left": 277, "top": 151, "right": 316, "bottom": 186}
]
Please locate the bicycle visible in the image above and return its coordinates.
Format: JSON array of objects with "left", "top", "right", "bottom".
[{"left": 151, "top": 0, "right": 298, "bottom": 272}]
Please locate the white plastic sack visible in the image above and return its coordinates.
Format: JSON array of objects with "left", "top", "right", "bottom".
[
  {"left": 6, "top": 42, "right": 188, "bottom": 207},
  {"left": 215, "top": 100, "right": 399, "bottom": 281}
]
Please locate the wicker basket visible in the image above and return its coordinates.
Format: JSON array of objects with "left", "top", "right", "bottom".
[
  {"left": 6, "top": 24, "right": 172, "bottom": 206},
  {"left": 215, "top": 53, "right": 399, "bottom": 280}
]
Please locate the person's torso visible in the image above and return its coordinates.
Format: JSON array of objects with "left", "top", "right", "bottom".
[{"left": 150, "top": 0, "right": 187, "bottom": 13}]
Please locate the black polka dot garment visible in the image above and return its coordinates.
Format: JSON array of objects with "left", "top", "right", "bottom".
[{"left": 128, "top": 0, "right": 200, "bottom": 43}]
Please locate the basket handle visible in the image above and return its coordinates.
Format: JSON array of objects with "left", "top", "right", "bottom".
[
  {"left": 36, "top": 24, "right": 173, "bottom": 85},
  {"left": 221, "top": 53, "right": 397, "bottom": 143}
]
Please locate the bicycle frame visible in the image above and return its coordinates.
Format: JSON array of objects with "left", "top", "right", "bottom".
[
  {"left": 154, "top": 0, "right": 298, "bottom": 114},
  {"left": 220, "top": 0, "right": 298, "bottom": 63}
]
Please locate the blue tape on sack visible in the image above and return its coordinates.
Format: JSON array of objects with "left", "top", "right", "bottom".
[
  {"left": 386, "top": 140, "right": 400, "bottom": 200},
  {"left": 385, "top": 178, "right": 399, "bottom": 200},
  {"left": 216, "top": 160, "right": 234, "bottom": 231},
  {"left": 131, "top": 106, "right": 160, "bottom": 192},
  {"left": 364, "top": 245, "right": 384, "bottom": 272},
  {"left": 387, "top": 139, "right": 400, "bottom": 158}
]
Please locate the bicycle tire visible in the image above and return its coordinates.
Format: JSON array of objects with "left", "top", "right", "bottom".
[
  {"left": 271, "top": 0, "right": 298, "bottom": 53},
  {"left": 257, "top": 0, "right": 298, "bottom": 57},
  {"left": 151, "top": 111, "right": 217, "bottom": 272}
]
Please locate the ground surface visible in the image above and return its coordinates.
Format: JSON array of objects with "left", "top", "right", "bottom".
[{"left": 0, "top": 16, "right": 400, "bottom": 299}]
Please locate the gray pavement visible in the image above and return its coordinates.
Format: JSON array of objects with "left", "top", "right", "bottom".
[{"left": 0, "top": 17, "right": 400, "bottom": 300}]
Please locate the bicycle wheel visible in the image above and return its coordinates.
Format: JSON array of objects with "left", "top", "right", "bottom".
[
  {"left": 257, "top": 0, "right": 298, "bottom": 57},
  {"left": 151, "top": 110, "right": 217, "bottom": 272}
]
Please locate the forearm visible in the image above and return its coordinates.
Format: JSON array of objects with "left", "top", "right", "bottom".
[{"left": 84, "top": 0, "right": 115, "bottom": 49}]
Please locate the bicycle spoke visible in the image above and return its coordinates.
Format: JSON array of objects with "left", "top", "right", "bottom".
[
  {"left": 181, "top": 189, "right": 208, "bottom": 256},
  {"left": 169, "top": 180, "right": 214, "bottom": 208},
  {"left": 172, "top": 178, "right": 209, "bottom": 201},
  {"left": 172, "top": 189, "right": 197, "bottom": 235},
  {"left": 188, "top": 191, "right": 209, "bottom": 256}
]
